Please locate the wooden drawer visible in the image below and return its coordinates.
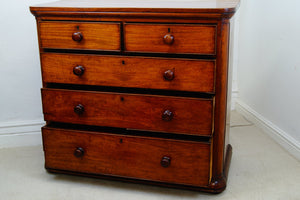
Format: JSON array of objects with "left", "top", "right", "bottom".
[
  {"left": 41, "top": 53, "right": 215, "bottom": 93},
  {"left": 125, "top": 23, "right": 216, "bottom": 55},
  {"left": 39, "top": 21, "right": 121, "bottom": 51},
  {"left": 42, "top": 126, "right": 211, "bottom": 186},
  {"left": 42, "top": 89, "right": 213, "bottom": 136}
]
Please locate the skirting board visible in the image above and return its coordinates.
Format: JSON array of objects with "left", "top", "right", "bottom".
[
  {"left": 235, "top": 99, "right": 300, "bottom": 161},
  {"left": 231, "top": 90, "right": 239, "bottom": 111},
  {"left": 0, "top": 120, "right": 44, "bottom": 148}
]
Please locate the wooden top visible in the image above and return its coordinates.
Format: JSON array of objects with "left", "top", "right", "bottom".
[{"left": 30, "top": 0, "right": 240, "bottom": 16}]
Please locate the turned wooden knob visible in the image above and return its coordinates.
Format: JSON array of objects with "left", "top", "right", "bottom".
[
  {"left": 162, "top": 110, "right": 173, "bottom": 121},
  {"left": 163, "top": 34, "right": 174, "bottom": 45},
  {"left": 73, "top": 65, "right": 85, "bottom": 76},
  {"left": 161, "top": 156, "right": 171, "bottom": 167},
  {"left": 72, "top": 32, "right": 83, "bottom": 42},
  {"left": 74, "top": 104, "right": 84, "bottom": 115},
  {"left": 163, "top": 69, "right": 174, "bottom": 81},
  {"left": 74, "top": 147, "right": 84, "bottom": 158}
]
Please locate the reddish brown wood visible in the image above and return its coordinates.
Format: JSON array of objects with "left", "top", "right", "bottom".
[
  {"left": 45, "top": 167, "right": 224, "bottom": 193},
  {"left": 73, "top": 104, "right": 84, "bottom": 115},
  {"left": 211, "top": 20, "right": 231, "bottom": 184},
  {"left": 41, "top": 53, "right": 216, "bottom": 93},
  {"left": 71, "top": 32, "right": 83, "bottom": 42},
  {"left": 42, "top": 88, "right": 213, "bottom": 136},
  {"left": 163, "top": 34, "right": 174, "bottom": 45},
  {"left": 31, "top": 0, "right": 239, "bottom": 193},
  {"left": 30, "top": 0, "right": 240, "bottom": 19},
  {"left": 163, "top": 69, "right": 175, "bottom": 81},
  {"left": 223, "top": 144, "right": 233, "bottom": 181},
  {"left": 161, "top": 156, "right": 171, "bottom": 168},
  {"left": 74, "top": 147, "right": 84, "bottom": 158},
  {"left": 42, "top": 126, "right": 211, "bottom": 186},
  {"left": 73, "top": 66, "right": 85, "bottom": 76},
  {"left": 125, "top": 23, "right": 217, "bottom": 55},
  {"left": 39, "top": 21, "right": 121, "bottom": 51}
]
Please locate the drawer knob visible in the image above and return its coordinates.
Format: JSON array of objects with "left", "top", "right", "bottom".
[
  {"left": 74, "top": 104, "right": 84, "bottom": 115},
  {"left": 161, "top": 156, "right": 171, "bottom": 168},
  {"left": 162, "top": 110, "right": 173, "bottom": 121},
  {"left": 72, "top": 32, "right": 83, "bottom": 42},
  {"left": 163, "top": 34, "right": 174, "bottom": 45},
  {"left": 73, "top": 65, "right": 85, "bottom": 76},
  {"left": 163, "top": 69, "right": 174, "bottom": 81},
  {"left": 74, "top": 147, "right": 84, "bottom": 158}
]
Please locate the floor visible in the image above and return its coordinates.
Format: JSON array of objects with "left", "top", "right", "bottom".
[{"left": 0, "top": 111, "right": 299, "bottom": 200}]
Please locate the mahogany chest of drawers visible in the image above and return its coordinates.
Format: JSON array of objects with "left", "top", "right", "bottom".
[{"left": 30, "top": 0, "right": 239, "bottom": 193}]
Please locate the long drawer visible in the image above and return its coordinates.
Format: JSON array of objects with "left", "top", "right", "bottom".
[
  {"left": 42, "top": 88, "right": 213, "bottom": 136},
  {"left": 39, "top": 21, "right": 121, "bottom": 51},
  {"left": 125, "top": 23, "right": 216, "bottom": 55},
  {"left": 41, "top": 53, "right": 215, "bottom": 93},
  {"left": 42, "top": 126, "right": 211, "bottom": 186}
]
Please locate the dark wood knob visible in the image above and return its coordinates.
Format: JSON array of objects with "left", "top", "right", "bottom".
[
  {"left": 74, "top": 104, "right": 84, "bottom": 115},
  {"left": 73, "top": 65, "right": 85, "bottom": 76},
  {"left": 161, "top": 156, "right": 171, "bottom": 168},
  {"left": 74, "top": 147, "right": 84, "bottom": 158},
  {"left": 163, "top": 69, "right": 174, "bottom": 81},
  {"left": 163, "top": 34, "right": 174, "bottom": 45},
  {"left": 72, "top": 32, "right": 83, "bottom": 42},
  {"left": 162, "top": 110, "right": 173, "bottom": 121}
]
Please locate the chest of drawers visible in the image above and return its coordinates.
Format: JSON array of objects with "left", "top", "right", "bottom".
[{"left": 30, "top": 0, "right": 239, "bottom": 193}]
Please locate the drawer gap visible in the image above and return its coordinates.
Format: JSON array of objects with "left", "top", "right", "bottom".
[
  {"left": 46, "top": 83, "right": 214, "bottom": 99},
  {"left": 42, "top": 48, "right": 216, "bottom": 60},
  {"left": 124, "top": 22, "right": 218, "bottom": 25},
  {"left": 46, "top": 122, "right": 211, "bottom": 143}
]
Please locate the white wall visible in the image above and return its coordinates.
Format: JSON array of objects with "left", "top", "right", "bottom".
[
  {"left": 236, "top": 0, "right": 300, "bottom": 158},
  {"left": 0, "top": 0, "right": 56, "bottom": 147}
]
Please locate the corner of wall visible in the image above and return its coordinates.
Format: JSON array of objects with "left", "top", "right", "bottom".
[{"left": 235, "top": 99, "right": 300, "bottom": 161}]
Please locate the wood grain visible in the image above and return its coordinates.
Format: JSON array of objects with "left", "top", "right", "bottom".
[
  {"left": 41, "top": 53, "right": 215, "bottom": 93},
  {"left": 211, "top": 20, "right": 230, "bottom": 181},
  {"left": 42, "top": 126, "right": 211, "bottom": 186},
  {"left": 125, "top": 23, "right": 216, "bottom": 55},
  {"left": 39, "top": 21, "right": 121, "bottom": 51},
  {"left": 30, "top": 0, "right": 240, "bottom": 192},
  {"left": 41, "top": 88, "right": 213, "bottom": 136}
]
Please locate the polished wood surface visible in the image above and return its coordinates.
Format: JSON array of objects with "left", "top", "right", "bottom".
[
  {"left": 42, "top": 88, "right": 213, "bottom": 136},
  {"left": 212, "top": 21, "right": 230, "bottom": 182},
  {"left": 42, "top": 127, "right": 211, "bottom": 186},
  {"left": 39, "top": 21, "right": 121, "bottom": 51},
  {"left": 30, "top": 0, "right": 240, "bottom": 13},
  {"left": 31, "top": 0, "right": 239, "bottom": 193},
  {"left": 41, "top": 53, "right": 216, "bottom": 93},
  {"left": 72, "top": 65, "right": 85, "bottom": 76},
  {"left": 71, "top": 32, "right": 83, "bottom": 42},
  {"left": 125, "top": 24, "right": 216, "bottom": 55}
]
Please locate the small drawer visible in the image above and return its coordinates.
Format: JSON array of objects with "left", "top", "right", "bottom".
[
  {"left": 39, "top": 21, "right": 121, "bottom": 51},
  {"left": 42, "top": 126, "right": 211, "bottom": 186},
  {"left": 41, "top": 88, "right": 213, "bottom": 136},
  {"left": 125, "top": 23, "right": 216, "bottom": 55},
  {"left": 41, "top": 53, "right": 215, "bottom": 93}
]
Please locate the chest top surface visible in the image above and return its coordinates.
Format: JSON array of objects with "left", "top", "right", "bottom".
[{"left": 30, "top": 0, "right": 240, "bottom": 15}]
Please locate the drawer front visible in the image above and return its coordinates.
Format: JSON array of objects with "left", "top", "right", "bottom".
[
  {"left": 39, "top": 22, "right": 121, "bottom": 51},
  {"left": 125, "top": 23, "right": 216, "bottom": 55},
  {"left": 42, "top": 127, "right": 211, "bottom": 186},
  {"left": 42, "top": 89, "right": 213, "bottom": 136},
  {"left": 41, "top": 53, "right": 215, "bottom": 93}
]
